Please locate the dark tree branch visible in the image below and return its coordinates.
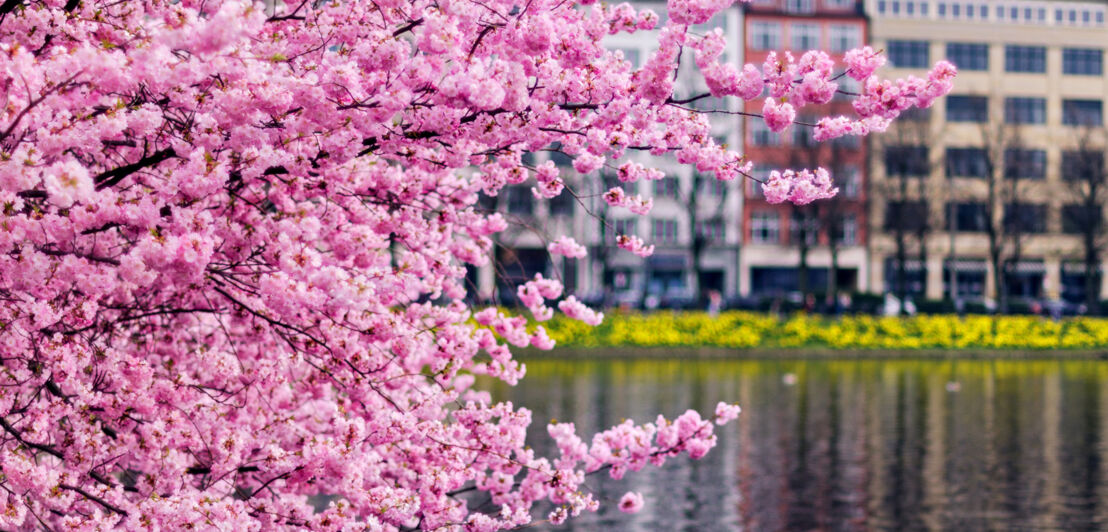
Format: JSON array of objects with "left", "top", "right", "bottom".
[
  {"left": 0, "top": 417, "right": 64, "bottom": 459},
  {"left": 59, "top": 484, "right": 128, "bottom": 516},
  {"left": 93, "top": 148, "right": 177, "bottom": 190}
]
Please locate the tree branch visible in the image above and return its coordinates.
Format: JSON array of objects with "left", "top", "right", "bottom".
[
  {"left": 58, "top": 484, "right": 128, "bottom": 516},
  {"left": 93, "top": 148, "right": 177, "bottom": 190}
]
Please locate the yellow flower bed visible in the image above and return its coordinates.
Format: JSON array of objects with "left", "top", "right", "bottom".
[{"left": 536, "top": 312, "right": 1108, "bottom": 350}]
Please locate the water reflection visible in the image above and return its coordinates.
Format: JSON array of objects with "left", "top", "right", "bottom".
[{"left": 484, "top": 357, "right": 1108, "bottom": 531}]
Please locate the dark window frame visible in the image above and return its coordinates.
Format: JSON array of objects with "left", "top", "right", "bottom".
[
  {"left": 947, "top": 95, "right": 989, "bottom": 122},
  {"left": 1004, "top": 97, "right": 1046, "bottom": 124},
  {"left": 1005, "top": 45, "right": 1047, "bottom": 73},
  {"left": 947, "top": 42, "right": 989, "bottom": 71}
]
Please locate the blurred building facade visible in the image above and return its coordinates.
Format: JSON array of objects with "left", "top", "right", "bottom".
[
  {"left": 867, "top": 0, "right": 1108, "bottom": 309},
  {"left": 738, "top": 0, "right": 870, "bottom": 300},
  {"left": 476, "top": 4, "right": 747, "bottom": 307},
  {"left": 477, "top": 0, "right": 1108, "bottom": 312}
]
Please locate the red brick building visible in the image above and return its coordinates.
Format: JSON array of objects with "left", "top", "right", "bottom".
[{"left": 739, "top": 0, "right": 870, "bottom": 299}]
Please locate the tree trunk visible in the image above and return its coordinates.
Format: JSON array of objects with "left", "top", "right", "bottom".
[{"left": 1086, "top": 237, "right": 1100, "bottom": 314}]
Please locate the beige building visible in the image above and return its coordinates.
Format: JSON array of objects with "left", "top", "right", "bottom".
[{"left": 867, "top": 0, "right": 1108, "bottom": 307}]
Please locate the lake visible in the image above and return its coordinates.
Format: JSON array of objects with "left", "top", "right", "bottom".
[{"left": 484, "top": 356, "right": 1108, "bottom": 531}]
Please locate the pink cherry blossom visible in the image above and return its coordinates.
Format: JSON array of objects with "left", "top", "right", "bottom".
[
  {"left": 548, "top": 236, "right": 588, "bottom": 259},
  {"left": 844, "top": 46, "right": 887, "bottom": 80},
  {"left": 763, "top": 98, "right": 797, "bottom": 133},
  {"left": 618, "top": 491, "right": 645, "bottom": 514},
  {"left": 0, "top": 0, "right": 952, "bottom": 527}
]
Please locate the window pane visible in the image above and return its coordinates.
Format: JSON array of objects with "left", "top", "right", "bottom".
[
  {"left": 1005, "top": 45, "right": 1046, "bottom": 73},
  {"left": 751, "top": 212, "right": 780, "bottom": 244},
  {"left": 1005, "top": 97, "right": 1046, "bottom": 124},
  {"left": 1003, "top": 203, "right": 1046, "bottom": 233},
  {"left": 1063, "top": 48, "right": 1103, "bottom": 75},
  {"left": 946, "top": 202, "right": 989, "bottom": 232},
  {"left": 1004, "top": 149, "right": 1047, "bottom": 179},
  {"left": 946, "top": 42, "right": 989, "bottom": 71},
  {"left": 945, "top": 147, "right": 988, "bottom": 177},
  {"left": 888, "top": 40, "right": 930, "bottom": 68},
  {"left": 885, "top": 145, "right": 930, "bottom": 176},
  {"left": 790, "top": 23, "right": 820, "bottom": 50},
  {"left": 1062, "top": 150, "right": 1105, "bottom": 181},
  {"left": 1063, "top": 99, "right": 1104, "bottom": 126},
  {"left": 1063, "top": 204, "right": 1102, "bottom": 233},
  {"left": 884, "top": 201, "right": 929, "bottom": 231},
  {"left": 947, "top": 95, "right": 988, "bottom": 122},
  {"left": 750, "top": 21, "right": 781, "bottom": 50},
  {"left": 828, "top": 24, "right": 861, "bottom": 53}
]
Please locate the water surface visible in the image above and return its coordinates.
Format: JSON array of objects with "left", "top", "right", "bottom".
[{"left": 485, "top": 356, "right": 1108, "bottom": 531}]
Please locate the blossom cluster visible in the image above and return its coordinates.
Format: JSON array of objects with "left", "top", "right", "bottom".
[{"left": 0, "top": 0, "right": 951, "bottom": 528}]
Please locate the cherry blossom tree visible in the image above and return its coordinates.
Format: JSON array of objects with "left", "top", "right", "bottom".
[{"left": 0, "top": 0, "right": 953, "bottom": 529}]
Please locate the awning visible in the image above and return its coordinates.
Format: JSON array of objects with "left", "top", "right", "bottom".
[
  {"left": 647, "top": 254, "right": 689, "bottom": 270},
  {"left": 944, "top": 259, "right": 988, "bottom": 272},
  {"left": 1063, "top": 262, "right": 1105, "bottom": 275}
]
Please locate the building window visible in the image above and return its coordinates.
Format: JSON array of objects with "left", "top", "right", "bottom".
[
  {"left": 748, "top": 165, "right": 774, "bottom": 198},
  {"left": 750, "top": 21, "right": 782, "bottom": 50},
  {"left": 946, "top": 95, "right": 988, "bottom": 122},
  {"left": 613, "top": 218, "right": 637, "bottom": 237},
  {"left": 841, "top": 166, "right": 861, "bottom": 198},
  {"left": 697, "top": 174, "right": 726, "bottom": 196},
  {"left": 1004, "top": 149, "right": 1047, "bottom": 179},
  {"left": 884, "top": 145, "right": 930, "bottom": 177},
  {"left": 1003, "top": 203, "right": 1047, "bottom": 233},
  {"left": 834, "top": 76, "right": 861, "bottom": 101},
  {"left": 1062, "top": 150, "right": 1105, "bottom": 181},
  {"left": 899, "top": 107, "right": 932, "bottom": 122},
  {"left": 652, "top": 218, "right": 678, "bottom": 244},
  {"left": 695, "top": 219, "right": 725, "bottom": 244},
  {"left": 1004, "top": 97, "right": 1046, "bottom": 124},
  {"left": 790, "top": 211, "right": 819, "bottom": 245},
  {"left": 824, "top": 0, "right": 855, "bottom": 10},
  {"left": 790, "top": 23, "right": 821, "bottom": 51},
  {"left": 550, "top": 190, "right": 574, "bottom": 216},
  {"left": 749, "top": 118, "right": 781, "bottom": 146},
  {"left": 836, "top": 214, "right": 858, "bottom": 245},
  {"left": 505, "top": 185, "right": 533, "bottom": 216},
  {"left": 792, "top": 121, "right": 819, "bottom": 147},
  {"left": 750, "top": 212, "right": 780, "bottom": 244},
  {"left": 1005, "top": 45, "right": 1046, "bottom": 73},
  {"left": 885, "top": 258, "right": 927, "bottom": 296},
  {"left": 946, "top": 42, "right": 988, "bottom": 71},
  {"left": 888, "top": 40, "right": 930, "bottom": 68},
  {"left": 945, "top": 147, "right": 988, "bottom": 178},
  {"left": 828, "top": 24, "right": 861, "bottom": 53},
  {"left": 1063, "top": 204, "right": 1102, "bottom": 233},
  {"left": 1063, "top": 48, "right": 1103, "bottom": 75},
  {"left": 654, "top": 178, "right": 679, "bottom": 198},
  {"left": 946, "top": 202, "right": 989, "bottom": 232},
  {"left": 785, "top": 0, "right": 815, "bottom": 13},
  {"left": 884, "top": 201, "right": 929, "bottom": 231},
  {"left": 1063, "top": 99, "right": 1104, "bottom": 126}
]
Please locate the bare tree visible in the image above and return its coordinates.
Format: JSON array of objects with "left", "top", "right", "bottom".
[
  {"left": 683, "top": 171, "right": 731, "bottom": 306},
  {"left": 876, "top": 117, "right": 932, "bottom": 314},
  {"left": 787, "top": 133, "right": 847, "bottom": 299},
  {"left": 979, "top": 122, "right": 1036, "bottom": 313},
  {"left": 1061, "top": 127, "right": 1108, "bottom": 314}
]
